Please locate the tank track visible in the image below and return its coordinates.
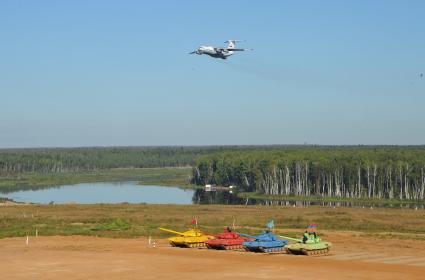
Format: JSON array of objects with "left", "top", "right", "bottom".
[
  {"left": 206, "top": 244, "right": 244, "bottom": 250},
  {"left": 169, "top": 242, "right": 206, "bottom": 248},
  {"left": 287, "top": 248, "right": 330, "bottom": 256},
  {"left": 303, "top": 248, "right": 330, "bottom": 256},
  {"left": 245, "top": 246, "right": 286, "bottom": 253},
  {"left": 223, "top": 245, "right": 244, "bottom": 250},
  {"left": 187, "top": 242, "right": 207, "bottom": 248},
  {"left": 261, "top": 247, "right": 286, "bottom": 253}
]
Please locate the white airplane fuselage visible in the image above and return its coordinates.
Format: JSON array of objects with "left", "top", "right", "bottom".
[{"left": 195, "top": 46, "right": 235, "bottom": 59}]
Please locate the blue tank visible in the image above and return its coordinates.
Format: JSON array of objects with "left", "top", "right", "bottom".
[{"left": 239, "top": 231, "right": 288, "bottom": 253}]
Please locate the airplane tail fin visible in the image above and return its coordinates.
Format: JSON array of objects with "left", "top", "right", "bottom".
[
  {"left": 226, "top": 40, "right": 236, "bottom": 49},
  {"left": 225, "top": 40, "right": 244, "bottom": 49}
]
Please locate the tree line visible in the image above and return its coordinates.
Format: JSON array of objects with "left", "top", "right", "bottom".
[
  {"left": 0, "top": 145, "right": 284, "bottom": 174},
  {"left": 191, "top": 146, "right": 425, "bottom": 201},
  {"left": 0, "top": 146, "right": 225, "bottom": 174}
]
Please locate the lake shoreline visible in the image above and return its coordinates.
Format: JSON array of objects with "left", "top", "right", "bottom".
[
  {"left": 237, "top": 192, "right": 425, "bottom": 206},
  {"left": 0, "top": 167, "right": 193, "bottom": 192}
]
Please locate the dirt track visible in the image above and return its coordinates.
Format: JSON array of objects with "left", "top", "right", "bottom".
[{"left": 1, "top": 233, "right": 425, "bottom": 280}]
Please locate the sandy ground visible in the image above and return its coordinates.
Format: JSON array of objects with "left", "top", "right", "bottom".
[{"left": 1, "top": 233, "right": 425, "bottom": 280}]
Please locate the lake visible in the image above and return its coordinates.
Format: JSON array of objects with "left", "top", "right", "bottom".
[
  {"left": 1, "top": 182, "right": 194, "bottom": 204},
  {"left": 2, "top": 182, "right": 424, "bottom": 208}
]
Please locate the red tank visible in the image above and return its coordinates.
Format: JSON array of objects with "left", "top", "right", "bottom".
[{"left": 205, "top": 228, "right": 250, "bottom": 250}]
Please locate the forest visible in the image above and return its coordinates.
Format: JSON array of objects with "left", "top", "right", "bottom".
[
  {"left": 0, "top": 146, "right": 227, "bottom": 173},
  {"left": 191, "top": 146, "right": 425, "bottom": 201},
  {"left": 0, "top": 145, "right": 315, "bottom": 174},
  {"left": 2, "top": 146, "right": 425, "bottom": 201}
]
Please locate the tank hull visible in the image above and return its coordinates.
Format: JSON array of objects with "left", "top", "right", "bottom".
[
  {"left": 243, "top": 240, "right": 288, "bottom": 253},
  {"left": 168, "top": 235, "right": 215, "bottom": 248},
  {"left": 285, "top": 242, "right": 332, "bottom": 256},
  {"left": 205, "top": 238, "right": 247, "bottom": 250}
]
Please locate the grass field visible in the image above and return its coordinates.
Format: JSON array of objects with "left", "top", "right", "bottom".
[
  {"left": 0, "top": 167, "right": 194, "bottom": 192},
  {"left": 1, "top": 204, "right": 424, "bottom": 240}
]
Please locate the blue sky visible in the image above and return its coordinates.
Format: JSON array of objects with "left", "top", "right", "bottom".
[{"left": 1, "top": 0, "right": 424, "bottom": 147}]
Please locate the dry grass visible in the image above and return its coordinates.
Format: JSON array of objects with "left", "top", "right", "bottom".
[{"left": 1, "top": 204, "right": 424, "bottom": 239}]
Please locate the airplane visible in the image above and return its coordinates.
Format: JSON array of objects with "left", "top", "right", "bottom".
[{"left": 189, "top": 40, "right": 251, "bottom": 59}]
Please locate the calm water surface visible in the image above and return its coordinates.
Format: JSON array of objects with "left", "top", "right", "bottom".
[
  {"left": 2, "top": 182, "right": 424, "bottom": 208},
  {"left": 1, "top": 182, "right": 194, "bottom": 204}
]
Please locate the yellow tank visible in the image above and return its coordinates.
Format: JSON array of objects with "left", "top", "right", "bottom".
[{"left": 159, "top": 227, "right": 215, "bottom": 248}]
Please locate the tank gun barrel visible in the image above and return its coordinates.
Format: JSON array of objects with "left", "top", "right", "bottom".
[
  {"left": 278, "top": 235, "right": 302, "bottom": 243},
  {"left": 238, "top": 232, "right": 256, "bottom": 239},
  {"left": 159, "top": 228, "right": 185, "bottom": 236}
]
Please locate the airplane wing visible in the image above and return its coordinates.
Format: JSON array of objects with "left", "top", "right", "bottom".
[
  {"left": 224, "top": 48, "right": 253, "bottom": 52},
  {"left": 189, "top": 51, "right": 197, "bottom": 54},
  {"left": 215, "top": 47, "right": 248, "bottom": 52}
]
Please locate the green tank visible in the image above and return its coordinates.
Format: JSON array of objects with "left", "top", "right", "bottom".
[{"left": 280, "top": 231, "right": 331, "bottom": 256}]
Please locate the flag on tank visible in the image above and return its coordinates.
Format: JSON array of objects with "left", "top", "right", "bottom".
[
  {"left": 267, "top": 220, "right": 274, "bottom": 230},
  {"left": 191, "top": 218, "right": 198, "bottom": 227},
  {"left": 307, "top": 224, "right": 317, "bottom": 231}
]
